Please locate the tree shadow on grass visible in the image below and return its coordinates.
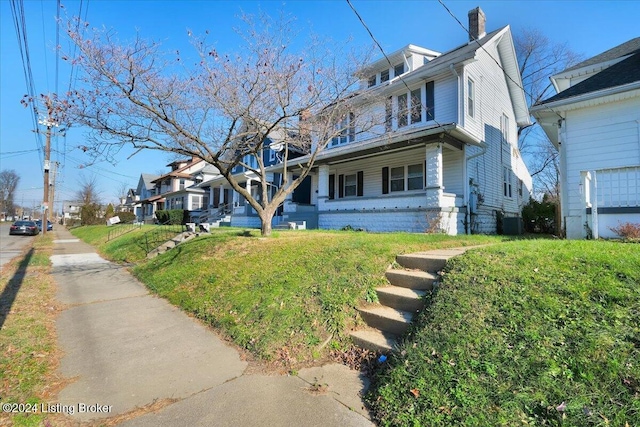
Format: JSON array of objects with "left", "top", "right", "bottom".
[{"left": 0, "top": 248, "right": 34, "bottom": 329}]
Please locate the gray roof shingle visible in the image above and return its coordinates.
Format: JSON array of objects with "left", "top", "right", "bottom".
[{"left": 563, "top": 37, "right": 640, "bottom": 73}]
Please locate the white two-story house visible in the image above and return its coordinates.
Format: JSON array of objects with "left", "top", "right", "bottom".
[{"left": 200, "top": 8, "right": 532, "bottom": 234}]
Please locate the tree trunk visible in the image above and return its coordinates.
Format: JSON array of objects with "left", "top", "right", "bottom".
[{"left": 259, "top": 208, "right": 275, "bottom": 237}]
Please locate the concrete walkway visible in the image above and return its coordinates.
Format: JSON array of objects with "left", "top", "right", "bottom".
[{"left": 51, "top": 227, "right": 372, "bottom": 426}]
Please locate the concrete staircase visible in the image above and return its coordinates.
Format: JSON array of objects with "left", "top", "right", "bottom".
[
  {"left": 350, "top": 248, "right": 473, "bottom": 353},
  {"left": 146, "top": 231, "right": 198, "bottom": 259}
]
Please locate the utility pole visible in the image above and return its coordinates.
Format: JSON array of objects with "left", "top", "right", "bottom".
[
  {"left": 39, "top": 98, "right": 58, "bottom": 236},
  {"left": 49, "top": 162, "right": 59, "bottom": 222}
]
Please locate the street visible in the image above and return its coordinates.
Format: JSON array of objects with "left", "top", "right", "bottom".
[{"left": 0, "top": 223, "right": 36, "bottom": 272}]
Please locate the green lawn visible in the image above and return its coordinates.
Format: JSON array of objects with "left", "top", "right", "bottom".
[{"left": 366, "top": 240, "right": 640, "bottom": 426}]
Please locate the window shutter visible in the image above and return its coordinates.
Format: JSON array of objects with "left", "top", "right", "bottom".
[
  {"left": 357, "top": 171, "right": 364, "bottom": 197},
  {"left": 382, "top": 167, "right": 389, "bottom": 194},
  {"left": 338, "top": 174, "right": 344, "bottom": 198},
  {"left": 328, "top": 174, "right": 335, "bottom": 200}
]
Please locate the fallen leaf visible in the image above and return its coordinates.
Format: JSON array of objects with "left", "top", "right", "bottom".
[{"left": 409, "top": 388, "right": 419, "bottom": 398}]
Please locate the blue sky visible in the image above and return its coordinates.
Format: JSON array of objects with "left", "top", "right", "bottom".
[{"left": 1, "top": 0, "right": 639, "bottom": 214}]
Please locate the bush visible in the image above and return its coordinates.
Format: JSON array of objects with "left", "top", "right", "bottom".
[
  {"left": 609, "top": 222, "right": 640, "bottom": 240},
  {"left": 117, "top": 211, "right": 137, "bottom": 223},
  {"left": 104, "top": 203, "right": 115, "bottom": 219},
  {"left": 522, "top": 197, "right": 556, "bottom": 233},
  {"left": 80, "top": 203, "right": 103, "bottom": 225},
  {"left": 155, "top": 209, "right": 188, "bottom": 225}
]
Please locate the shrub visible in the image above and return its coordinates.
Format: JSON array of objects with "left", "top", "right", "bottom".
[
  {"left": 521, "top": 197, "right": 556, "bottom": 233},
  {"left": 118, "top": 211, "right": 137, "bottom": 223},
  {"left": 80, "top": 203, "right": 103, "bottom": 225},
  {"left": 609, "top": 222, "right": 640, "bottom": 240},
  {"left": 155, "top": 209, "right": 188, "bottom": 225},
  {"left": 104, "top": 203, "right": 115, "bottom": 219}
]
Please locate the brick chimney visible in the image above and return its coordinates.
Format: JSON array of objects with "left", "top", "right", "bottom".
[{"left": 468, "top": 7, "right": 486, "bottom": 42}]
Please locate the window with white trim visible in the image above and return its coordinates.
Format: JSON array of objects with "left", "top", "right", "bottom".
[
  {"left": 407, "top": 164, "right": 424, "bottom": 190},
  {"left": 380, "top": 69, "right": 389, "bottom": 83},
  {"left": 503, "top": 167, "right": 512, "bottom": 198},
  {"left": 331, "top": 112, "right": 355, "bottom": 146},
  {"left": 467, "top": 78, "right": 475, "bottom": 118},
  {"left": 501, "top": 113, "right": 510, "bottom": 147},
  {"left": 390, "top": 166, "right": 405, "bottom": 192},
  {"left": 179, "top": 179, "right": 186, "bottom": 190},
  {"left": 368, "top": 75, "right": 376, "bottom": 88},
  {"left": 394, "top": 63, "right": 405, "bottom": 78},
  {"left": 192, "top": 195, "right": 203, "bottom": 210},
  {"left": 385, "top": 97, "right": 392, "bottom": 132},
  {"left": 344, "top": 174, "right": 357, "bottom": 197}
]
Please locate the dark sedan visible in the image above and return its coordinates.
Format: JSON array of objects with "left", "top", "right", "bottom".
[
  {"left": 35, "top": 219, "right": 53, "bottom": 231},
  {"left": 9, "top": 220, "right": 40, "bottom": 236}
]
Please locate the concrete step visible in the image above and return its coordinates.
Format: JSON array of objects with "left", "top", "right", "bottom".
[
  {"left": 358, "top": 306, "right": 414, "bottom": 335},
  {"left": 376, "top": 286, "right": 427, "bottom": 312},
  {"left": 349, "top": 328, "right": 397, "bottom": 353},
  {"left": 396, "top": 253, "right": 450, "bottom": 272},
  {"left": 385, "top": 269, "right": 437, "bottom": 290}
]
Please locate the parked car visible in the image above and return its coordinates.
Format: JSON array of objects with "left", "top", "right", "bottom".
[
  {"left": 9, "top": 220, "right": 40, "bottom": 236},
  {"left": 35, "top": 219, "right": 53, "bottom": 231}
]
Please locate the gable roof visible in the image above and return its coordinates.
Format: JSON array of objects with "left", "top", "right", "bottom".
[
  {"left": 563, "top": 37, "right": 640, "bottom": 73},
  {"left": 140, "top": 173, "right": 159, "bottom": 190},
  {"left": 537, "top": 50, "right": 640, "bottom": 105}
]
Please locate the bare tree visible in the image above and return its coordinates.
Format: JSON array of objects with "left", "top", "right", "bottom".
[
  {"left": 0, "top": 170, "right": 20, "bottom": 219},
  {"left": 515, "top": 28, "right": 582, "bottom": 190},
  {"left": 62, "top": 13, "right": 378, "bottom": 236}
]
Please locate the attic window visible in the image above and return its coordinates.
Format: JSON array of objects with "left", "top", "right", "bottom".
[
  {"left": 394, "top": 63, "right": 405, "bottom": 78},
  {"left": 381, "top": 69, "right": 389, "bottom": 83},
  {"left": 368, "top": 75, "right": 376, "bottom": 88}
]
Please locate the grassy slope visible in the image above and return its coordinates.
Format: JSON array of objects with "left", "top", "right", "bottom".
[
  {"left": 367, "top": 240, "right": 640, "bottom": 426},
  {"left": 129, "top": 228, "right": 498, "bottom": 363}
]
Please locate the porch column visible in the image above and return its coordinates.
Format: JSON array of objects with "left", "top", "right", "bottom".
[
  {"left": 246, "top": 178, "right": 252, "bottom": 214},
  {"left": 425, "top": 143, "right": 444, "bottom": 208},
  {"left": 218, "top": 184, "right": 225, "bottom": 207},
  {"left": 317, "top": 165, "right": 329, "bottom": 210}
]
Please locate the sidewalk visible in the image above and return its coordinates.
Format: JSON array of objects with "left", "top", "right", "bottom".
[{"left": 50, "top": 227, "right": 373, "bottom": 426}]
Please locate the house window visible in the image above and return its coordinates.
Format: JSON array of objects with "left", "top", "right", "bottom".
[
  {"left": 380, "top": 69, "right": 389, "bottom": 83},
  {"left": 501, "top": 113, "right": 510, "bottom": 147},
  {"left": 467, "top": 78, "right": 475, "bottom": 118},
  {"left": 344, "top": 174, "right": 357, "bottom": 197},
  {"left": 269, "top": 148, "right": 276, "bottom": 163},
  {"left": 410, "top": 88, "right": 422, "bottom": 124},
  {"left": 368, "top": 75, "right": 376, "bottom": 88},
  {"left": 397, "top": 94, "right": 408, "bottom": 128},
  {"left": 503, "top": 167, "right": 512, "bottom": 198},
  {"left": 394, "top": 63, "right": 405, "bottom": 78},
  {"left": 518, "top": 179, "right": 524, "bottom": 197},
  {"left": 385, "top": 97, "right": 392, "bottom": 132},
  {"left": 337, "top": 171, "right": 363, "bottom": 198},
  {"left": 179, "top": 179, "right": 186, "bottom": 190},
  {"left": 390, "top": 166, "right": 405, "bottom": 192},
  {"left": 425, "top": 81, "right": 435, "bottom": 121},
  {"left": 331, "top": 112, "right": 355, "bottom": 146},
  {"left": 328, "top": 174, "right": 335, "bottom": 200},
  {"left": 192, "top": 195, "right": 203, "bottom": 210},
  {"left": 407, "top": 164, "right": 424, "bottom": 190}
]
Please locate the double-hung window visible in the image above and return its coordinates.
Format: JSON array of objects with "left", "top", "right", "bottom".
[
  {"left": 407, "top": 164, "right": 424, "bottom": 190},
  {"left": 394, "top": 63, "right": 405, "bottom": 78},
  {"left": 503, "top": 167, "right": 512, "bottom": 198},
  {"left": 368, "top": 75, "right": 376, "bottom": 88},
  {"left": 331, "top": 112, "right": 355, "bottom": 146},
  {"left": 331, "top": 171, "right": 364, "bottom": 198},
  {"left": 501, "top": 113, "right": 510, "bottom": 148},
  {"left": 380, "top": 69, "right": 390, "bottom": 83},
  {"left": 179, "top": 179, "right": 186, "bottom": 190},
  {"left": 390, "top": 166, "right": 405, "bottom": 192}
]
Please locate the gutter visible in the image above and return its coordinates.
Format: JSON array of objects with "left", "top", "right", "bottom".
[{"left": 531, "top": 81, "right": 640, "bottom": 113}]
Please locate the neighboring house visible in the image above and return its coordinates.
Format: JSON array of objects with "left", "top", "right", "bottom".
[
  {"left": 531, "top": 38, "right": 640, "bottom": 239},
  {"left": 135, "top": 173, "right": 160, "bottom": 222},
  {"left": 140, "top": 157, "right": 220, "bottom": 223},
  {"left": 200, "top": 7, "right": 532, "bottom": 234},
  {"left": 62, "top": 201, "right": 82, "bottom": 223},
  {"left": 116, "top": 188, "right": 138, "bottom": 213}
]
